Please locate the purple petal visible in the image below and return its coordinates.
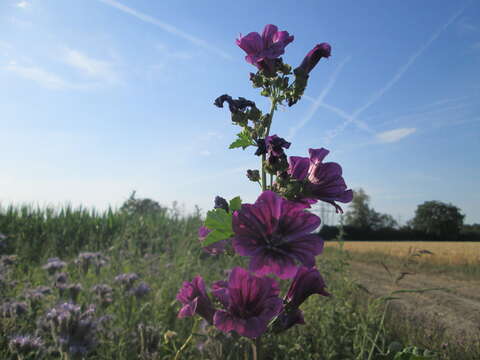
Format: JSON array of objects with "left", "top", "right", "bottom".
[
  {"left": 236, "top": 32, "right": 263, "bottom": 58},
  {"left": 288, "top": 156, "right": 309, "bottom": 180},
  {"left": 308, "top": 148, "right": 329, "bottom": 165},
  {"left": 261, "top": 24, "right": 278, "bottom": 47}
]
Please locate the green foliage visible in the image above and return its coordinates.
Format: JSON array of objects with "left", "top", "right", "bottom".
[
  {"left": 344, "top": 188, "right": 398, "bottom": 230},
  {"left": 228, "top": 197, "right": 242, "bottom": 212},
  {"left": 411, "top": 201, "right": 465, "bottom": 240},
  {"left": 229, "top": 130, "right": 255, "bottom": 150},
  {"left": 203, "top": 208, "right": 234, "bottom": 247}
]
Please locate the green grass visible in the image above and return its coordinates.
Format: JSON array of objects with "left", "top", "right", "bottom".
[{"left": 1, "top": 204, "right": 478, "bottom": 359}]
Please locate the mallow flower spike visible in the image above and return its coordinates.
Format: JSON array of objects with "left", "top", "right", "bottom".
[{"left": 232, "top": 190, "right": 323, "bottom": 279}]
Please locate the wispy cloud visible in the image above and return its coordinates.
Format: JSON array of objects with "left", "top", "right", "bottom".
[
  {"left": 376, "top": 128, "right": 416, "bottom": 143},
  {"left": 457, "top": 16, "right": 478, "bottom": 34},
  {"left": 354, "top": 6, "right": 466, "bottom": 118},
  {"left": 98, "top": 0, "right": 232, "bottom": 60},
  {"left": 16, "top": 1, "right": 30, "bottom": 9},
  {"left": 288, "top": 56, "right": 351, "bottom": 140},
  {"left": 64, "top": 48, "right": 119, "bottom": 84},
  {"left": 5, "top": 62, "right": 68, "bottom": 89},
  {"left": 323, "top": 4, "right": 467, "bottom": 142}
]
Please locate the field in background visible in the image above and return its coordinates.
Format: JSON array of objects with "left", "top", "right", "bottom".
[{"left": 325, "top": 240, "right": 480, "bottom": 282}]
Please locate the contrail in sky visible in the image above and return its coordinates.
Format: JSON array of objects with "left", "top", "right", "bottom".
[
  {"left": 288, "top": 56, "right": 351, "bottom": 140},
  {"left": 98, "top": 0, "right": 233, "bottom": 60},
  {"left": 324, "top": 4, "right": 468, "bottom": 142}
]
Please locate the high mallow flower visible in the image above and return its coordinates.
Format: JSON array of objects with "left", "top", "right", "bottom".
[
  {"left": 286, "top": 266, "right": 329, "bottom": 308},
  {"left": 213, "top": 267, "right": 282, "bottom": 339},
  {"left": 232, "top": 191, "right": 323, "bottom": 279},
  {"left": 296, "top": 43, "right": 331, "bottom": 75},
  {"left": 288, "top": 148, "right": 353, "bottom": 213},
  {"left": 176, "top": 275, "right": 215, "bottom": 324},
  {"left": 236, "top": 24, "right": 294, "bottom": 75}
]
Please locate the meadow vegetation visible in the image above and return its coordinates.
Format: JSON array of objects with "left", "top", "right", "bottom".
[{"left": 1, "top": 203, "right": 478, "bottom": 359}]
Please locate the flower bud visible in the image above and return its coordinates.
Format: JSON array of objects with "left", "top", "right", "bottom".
[
  {"left": 246, "top": 170, "right": 260, "bottom": 182},
  {"left": 296, "top": 43, "right": 331, "bottom": 75},
  {"left": 214, "top": 196, "right": 229, "bottom": 212}
]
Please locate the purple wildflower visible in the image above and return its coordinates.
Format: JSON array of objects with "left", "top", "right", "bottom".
[
  {"left": 91, "top": 284, "right": 113, "bottom": 307},
  {"left": 232, "top": 191, "right": 323, "bottom": 279},
  {"left": 286, "top": 266, "right": 329, "bottom": 308},
  {"left": 236, "top": 24, "right": 294, "bottom": 75},
  {"left": 296, "top": 43, "right": 331, "bottom": 74},
  {"left": 75, "top": 252, "right": 108, "bottom": 274},
  {"left": 46, "top": 302, "right": 97, "bottom": 357},
  {"left": 198, "top": 226, "right": 227, "bottom": 255},
  {"left": 55, "top": 272, "right": 68, "bottom": 285},
  {"left": 2, "top": 301, "right": 28, "bottom": 317},
  {"left": 66, "top": 283, "right": 82, "bottom": 302},
  {"left": 131, "top": 281, "right": 151, "bottom": 299},
  {"left": 114, "top": 273, "right": 139, "bottom": 289},
  {"left": 288, "top": 148, "right": 353, "bottom": 213},
  {"left": 9, "top": 335, "right": 44, "bottom": 355},
  {"left": 42, "top": 258, "right": 66, "bottom": 275},
  {"left": 212, "top": 267, "right": 283, "bottom": 339},
  {"left": 26, "top": 286, "right": 52, "bottom": 302},
  {"left": 176, "top": 275, "right": 215, "bottom": 324}
]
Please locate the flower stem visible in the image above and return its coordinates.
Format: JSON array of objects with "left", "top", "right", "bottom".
[
  {"left": 261, "top": 99, "right": 277, "bottom": 191},
  {"left": 252, "top": 337, "right": 262, "bottom": 360}
]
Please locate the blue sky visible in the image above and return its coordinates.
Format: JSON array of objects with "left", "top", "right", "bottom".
[{"left": 1, "top": 0, "right": 479, "bottom": 224}]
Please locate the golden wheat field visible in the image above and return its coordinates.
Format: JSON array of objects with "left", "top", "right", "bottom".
[{"left": 325, "top": 241, "right": 480, "bottom": 265}]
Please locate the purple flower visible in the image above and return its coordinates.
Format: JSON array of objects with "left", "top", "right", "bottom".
[
  {"left": 296, "top": 43, "right": 331, "bottom": 74},
  {"left": 213, "top": 267, "right": 283, "bottom": 339},
  {"left": 272, "top": 308, "right": 305, "bottom": 333},
  {"left": 114, "top": 273, "right": 139, "bottom": 289},
  {"left": 46, "top": 302, "right": 97, "bottom": 357},
  {"left": 9, "top": 335, "right": 44, "bottom": 355},
  {"left": 198, "top": 226, "right": 227, "bottom": 255},
  {"left": 233, "top": 191, "right": 323, "bottom": 279},
  {"left": 288, "top": 148, "right": 353, "bottom": 213},
  {"left": 2, "top": 301, "right": 28, "bottom": 317},
  {"left": 42, "top": 258, "right": 66, "bottom": 275},
  {"left": 286, "top": 266, "right": 329, "bottom": 309},
  {"left": 176, "top": 275, "right": 215, "bottom": 324},
  {"left": 236, "top": 24, "right": 294, "bottom": 75},
  {"left": 131, "top": 281, "right": 151, "bottom": 299}
]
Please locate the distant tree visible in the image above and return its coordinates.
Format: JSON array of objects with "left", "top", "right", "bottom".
[
  {"left": 411, "top": 201, "right": 464, "bottom": 240},
  {"left": 343, "top": 188, "right": 398, "bottom": 230},
  {"left": 120, "top": 191, "right": 165, "bottom": 216}
]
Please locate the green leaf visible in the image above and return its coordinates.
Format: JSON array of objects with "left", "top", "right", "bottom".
[
  {"left": 202, "top": 229, "right": 232, "bottom": 247},
  {"left": 229, "top": 196, "right": 242, "bottom": 212},
  {"left": 229, "top": 131, "right": 254, "bottom": 150},
  {"left": 205, "top": 208, "right": 232, "bottom": 234}
]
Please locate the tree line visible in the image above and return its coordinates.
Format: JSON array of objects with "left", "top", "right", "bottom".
[{"left": 320, "top": 188, "right": 479, "bottom": 241}]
